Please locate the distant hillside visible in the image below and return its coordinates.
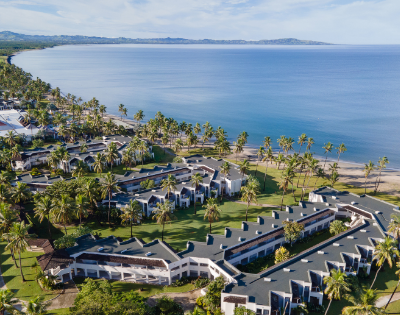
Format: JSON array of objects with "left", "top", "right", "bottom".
[{"left": 0, "top": 31, "right": 332, "bottom": 45}]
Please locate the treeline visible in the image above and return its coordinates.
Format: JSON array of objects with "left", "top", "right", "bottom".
[{"left": 0, "top": 41, "right": 58, "bottom": 57}]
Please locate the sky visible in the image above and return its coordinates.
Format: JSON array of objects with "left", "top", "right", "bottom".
[{"left": 0, "top": 0, "right": 399, "bottom": 44}]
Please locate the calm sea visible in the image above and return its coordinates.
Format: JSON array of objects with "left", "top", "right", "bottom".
[{"left": 12, "top": 44, "right": 400, "bottom": 168}]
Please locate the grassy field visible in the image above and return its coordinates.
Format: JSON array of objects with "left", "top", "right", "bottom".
[
  {"left": 48, "top": 309, "right": 70, "bottom": 315},
  {"left": 73, "top": 277, "right": 195, "bottom": 298},
  {"left": 386, "top": 298, "right": 400, "bottom": 314},
  {"left": 0, "top": 56, "right": 7, "bottom": 64},
  {"left": 0, "top": 243, "right": 60, "bottom": 302}
]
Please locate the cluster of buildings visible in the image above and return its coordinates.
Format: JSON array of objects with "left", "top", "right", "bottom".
[{"left": 0, "top": 109, "right": 41, "bottom": 140}]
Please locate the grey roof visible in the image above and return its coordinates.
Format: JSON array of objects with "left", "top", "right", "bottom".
[
  {"left": 66, "top": 234, "right": 180, "bottom": 263},
  {"left": 12, "top": 174, "right": 76, "bottom": 185}
]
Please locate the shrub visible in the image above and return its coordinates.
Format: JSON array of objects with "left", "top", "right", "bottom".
[
  {"left": 194, "top": 277, "right": 210, "bottom": 289},
  {"left": 30, "top": 167, "right": 41, "bottom": 176},
  {"left": 32, "top": 139, "right": 44, "bottom": 149},
  {"left": 54, "top": 226, "right": 93, "bottom": 249},
  {"left": 154, "top": 296, "right": 183, "bottom": 315}
]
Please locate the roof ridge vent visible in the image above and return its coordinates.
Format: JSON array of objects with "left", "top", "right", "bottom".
[
  {"left": 145, "top": 252, "right": 152, "bottom": 256},
  {"left": 333, "top": 243, "right": 340, "bottom": 247},
  {"left": 347, "top": 236, "right": 355, "bottom": 239},
  {"left": 313, "top": 207, "right": 319, "bottom": 212},
  {"left": 120, "top": 249, "right": 128, "bottom": 254},
  {"left": 97, "top": 247, "right": 104, "bottom": 252},
  {"left": 301, "top": 259, "right": 309, "bottom": 263},
  {"left": 351, "top": 201, "right": 357, "bottom": 205},
  {"left": 283, "top": 268, "right": 291, "bottom": 272},
  {"left": 264, "top": 278, "right": 272, "bottom": 282},
  {"left": 318, "top": 251, "right": 325, "bottom": 255}
]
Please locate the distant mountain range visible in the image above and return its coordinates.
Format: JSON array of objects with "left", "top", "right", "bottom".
[{"left": 0, "top": 31, "right": 332, "bottom": 45}]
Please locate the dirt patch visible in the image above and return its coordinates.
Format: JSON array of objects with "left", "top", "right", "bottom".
[{"left": 146, "top": 288, "right": 202, "bottom": 313}]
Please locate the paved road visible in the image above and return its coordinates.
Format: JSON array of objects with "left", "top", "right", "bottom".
[{"left": 376, "top": 290, "right": 400, "bottom": 308}]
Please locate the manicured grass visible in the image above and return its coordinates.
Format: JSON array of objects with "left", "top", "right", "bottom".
[
  {"left": 386, "top": 298, "right": 400, "bottom": 314},
  {"left": 48, "top": 308, "right": 71, "bottom": 315},
  {"left": 73, "top": 277, "right": 195, "bottom": 298},
  {"left": 0, "top": 242, "right": 59, "bottom": 302},
  {"left": 177, "top": 147, "right": 220, "bottom": 157}
]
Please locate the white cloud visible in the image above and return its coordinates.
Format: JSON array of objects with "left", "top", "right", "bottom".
[{"left": 0, "top": 0, "right": 399, "bottom": 43}]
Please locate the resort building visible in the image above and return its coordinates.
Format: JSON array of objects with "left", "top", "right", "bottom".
[
  {"left": 0, "top": 109, "right": 40, "bottom": 140},
  {"left": 31, "top": 186, "right": 400, "bottom": 315}
]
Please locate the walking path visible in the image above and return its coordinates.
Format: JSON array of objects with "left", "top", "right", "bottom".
[
  {"left": 376, "top": 292, "right": 400, "bottom": 308},
  {"left": 47, "top": 280, "right": 79, "bottom": 310}
]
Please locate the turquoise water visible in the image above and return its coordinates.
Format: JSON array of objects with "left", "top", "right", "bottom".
[{"left": 12, "top": 44, "right": 400, "bottom": 167}]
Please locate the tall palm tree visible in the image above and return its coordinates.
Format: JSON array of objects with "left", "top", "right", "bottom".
[
  {"left": 174, "top": 138, "right": 184, "bottom": 154},
  {"left": 191, "top": 173, "right": 203, "bottom": 215},
  {"left": 240, "top": 177, "right": 260, "bottom": 221},
  {"left": 336, "top": 143, "right": 347, "bottom": 162},
  {"left": 276, "top": 153, "right": 285, "bottom": 170},
  {"left": 238, "top": 159, "right": 250, "bottom": 182},
  {"left": 363, "top": 161, "right": 375, "bottom": 195},
  {"left": 0, "top": 289, "right": 18, "bottom": 315},
  {"left": 385, "top": 261, "right": 400, "bottom": 309},
  {"left": 104, "top": 143, "right": 119, "bottom": 171},
  {"left": 306, "top": 137, "right": 314, "bottom": 152},
  {"left": 313, "top": 168, "right": 325, "bottom": 189},
  {"left": 101, "top": 172, "right": 120, "bottom": 226},
  {"left": 298, "top": 133, "right": 307, "bottom": 154},
  {"left": 374, "top": 156, "right": 389, "bottom": 195},
  {"left": 93, "top": 152, "right": 106, "bottom": 174},
  {"left": 46, "top": 152, "right": 60, "bottom": 174},
  {"left": 323, "top": 269, "right": 351, "bottom": 315},
  {"left": 279, "top": 167, "right": 292, "bottom": 211},
  {"left": 0, "top": 184, "right": 10, "bottom": 203},
  {"left": 0, "top": 202, "right": 18, "bottom": 268},
  {"left": 51, "top": 194, "right": 76, "bottom": 235},
  {"left": 4, "top": 130, "right": 16, "bottom": 149},
  {"left": 161, "top": 174, "right": 177, "bottom": 200},
  {"left": 4, "top": 221, "right": 35, "bottom": 282},
  {"left": 152, "top": 200, "right": 176, "bottom": 241},
  {"left": 75, "top": 194, "right": 89, "bottom": 226},
  {"left": 220, "top": 162, "right": 231, "bottom": 201},
  {"left": 12, "top": 181, "right": 32, "bottom": 208},
  {"left": 138, "top": 141, "right": 148, "bottom": 166},
  {"left": 343, "top": 289, "right": 385, "bottom": 315},
  {"left": 72, "top": 160, "right": 89, "bottom": 178},
  {"left": 25, "top": 296, "right": 48, "bottom": 315},
  {"left": 370, "top": 236, "right": 400, "bottom": 289},
  {"left": 255, "top": 146, "right": 265, "bottom": 176},
  {"left": 134, "top": 109, "right": 144, "bottom": 125},
  {"left": 34, "top": 195, "right": 54, "bottom": 239},
  {"left": 120, "top": 200, "right": 142, "bottom": 238},
  {"left": 261, "top": 147, "right": 274, "bottom": 191},
  {"left": 204, "top": 198, "right": 222, "bottom": 234},
  {"left": 81, "top": 178, "right": 99, "bottom": 209},
  {"left": 233, "top": 140, "right": 244, "bottom": 163},
  {"left": 322, "top": 142, "right": 334, "bottom": 173}
]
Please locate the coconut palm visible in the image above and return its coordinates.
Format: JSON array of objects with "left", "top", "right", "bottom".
[
  {"left": 0, "top": 202, "right": 18, "bottom": 267},
  {"left": 261, "top": 147, "right": 274, "bottom": 191},
  {"left": 336, "top": 143, "right": 347, "bottom": 162},
  {"left": 277, "top": 135, "right": 286, "bottom": 154},
  {"left": 298, "top": 133, "right": 307, "bottom": 154},
  {"left": 204, "top": 198, "right": 222, "bottom": 234},
  {"left": 255, "top": 146, "right": 265, "bottom": 175},
  {"left": 104, "top": 142, "right": 119, "bottom": 171},
  {"left": 313, "top": 168, "right": 325, "bottom": 189},
  {"left": 275, "top": 246, "right": 289, "bottom": 264},
  {"left": 322, "top": 142, "right": 334, "bottom": 173},
  {"left": 385, "top": 261, "right": 400, "bottom": 309},
  {"left": 81, "top": 178, "right": 99, "bottom": 209},
  {"left": 75, "top": 194, "right": 89, "bottom": 226},
  {"left": 72, "top": 160, "right": 89, "bottom": 178},
  {"left": 324, "top": 269, "right": 351, "bottom": 315},
  {"left": 388, "top": 214, "right": 400, "bottom": 243},
  {"left": 80, "top": 143, "right": 88, "bottom": 153},
  {"left": 276, "top": 153, "right": 285, "bottom": 170},
  {"left": 25, "top": 296, "right": 48, "bottom": 315},
  {"left": 329, "top": 220, "right": 347, "bottom": 235},
  {"left": 34, "top": 195, "right": 54, "bottom": 239},
  {"left": 364, "top": 161, "right": 375, "bottom": 195},
  {"left": 138, "top": 141, "right": 148, "bottom": 166},
  {"left": 370, "top": 236, "right": 400, "bottom": 289},
  {"left": 12, "top": 181, "right": 32, "bottom": 208},
  {"left": 101, "top": 172, "right": 120, "bottom": 226},
  {"left": 174, "top": 138, "right": 184, "bottom": 154},
  {"left": 233, "top": 140, "right": 244, "bottom": 163},
  {"left": 0, "top": 289, "right": 18, "bottom": 315},
  {"left": 161, "top": 134, "right": 169, "bottom": 154},
  {"left": 93, "top": 152, "right": 106, "bottom": 174},
  {"left": 46, "top": 152, "right": 59, "bottom": 174},
  {"left": 120, "top": 200, "right": 142, "bottom": 238},
  {"left": 342, "top": 289, "right": 385, "bottom": 315},
  {"left": 306, "top": 137, "right": 314, "bottom": 152},
  {"left": 0, "top": 184, "right": 10, "bottom": 204},
  {"left": 240, "top": 177, "right": 260, "bottom": 221},
  {"left": 220, "top": 162, "right": 231, "bottom": 200},
  {"left": 161, "top": 174, "right": 177, "bottom": 201},
  {"left": 374, "top": 156, "right": 389, "bottom": 195},
  {"left": 263, "top": 136, "right": 271, "bottom": 150},
  {"left": 51, "top": 194, "right": 76, "bottom": 235},
  {"left": 330, "top": 171, "right": 339, "bottom": 188},
  {"left": 191, "top": 173, "right": 203, "bottom": 215},
  {"left": 238, "top": 159, "right": 249, "bottom": 182},
  {"left": 152, "top": 200, "right": 176, "bottom": 241},
  {"left": 4, "top": 130, "right": 16, "bottom": 148},
  {"left": 186, "top": 132, "right": 198, "bottom": 153},
  {"left": 4, "top": 221, "right": 35, "bottom": 282},
  {"left": 279, "top": 167, "right": 292, "bottom": 211},
  {"left": 134, "top": 109, "right": 144, "bottom": 125}
]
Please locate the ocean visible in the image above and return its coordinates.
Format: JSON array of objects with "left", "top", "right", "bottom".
[{"left": 12, "top": 44, "right": 400, "bottom": 168}]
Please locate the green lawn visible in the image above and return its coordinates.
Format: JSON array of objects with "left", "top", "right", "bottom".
[
  {"left": 0, "top": 56, "right": 7, "bottom": 64},
  {"left": 48, "top": 309, "right": 70, "bottom": 315},
  {"left": 73, "top": 277, "right": 195, "bottom": 298},
  {"left": 386, "top": 298, "right": 400, "bottom": 314},
  {"left": 0, "top": 243, "right": 60, "bottom": 302}
]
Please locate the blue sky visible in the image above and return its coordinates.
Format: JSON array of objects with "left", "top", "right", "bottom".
[{"left": 0, "top": 0, "right": 399, "bottom": 44}]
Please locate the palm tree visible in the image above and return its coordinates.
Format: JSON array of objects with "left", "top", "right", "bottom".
[
  {"left": 12, "top": 181, "right": 32, "bottom": 208},
  {"left": 25, "top": 296, "right": 48, "bottom": 315},
  {"left": 313, "top": 168, "right": 325, "bottom": 189},
  {"left": 120, "top": 200, "right": 142, "bottom": 238},
  {"left": 276, "top": 153, "right": 285, "bottom": 170},
  {"left": 0, "top": 202, "right": 18, "bottom": 268},
  {"left": 75, "top": 194, "right": 89, "bottom": 226},
  {"left": 336, "top": 143, "right": 347, "bottom": 162},
  {"left": 238, "top": 159, "right": 250, "bottom": 182},
  {"left": 275, "top": 246, "right": 289, "bottom": 264},
  {"left": 104, "top": 143, "right": 119, "bottom": 171},
  {"left": 343, "top": 289, "right": 385, "bottom": 315},
  {"left": 101, "top": 172, "right": 120, "bottom": 226},
  {"left": 385, "top": 261, "right": 400, "bottom": 309},
  {"left": 370, "top": 237, "right": 400, "bottom": 289},
  {"left": 363, "top": 160, "right": 375, "bottom": 195},
  {"left": 93, "top": 152, "right": 106, "bottom": 174},
  {"left": 46, "top": 152, "right": 59, "bottom": 174},
  {"left": 161, "top": 174, "right": 177, "bottom": 200},
  {"left": 191, "top": 173, "right": 203, "bottom": 215},
  {"left": 261, "top": 147, "right": 274, "bottom": 191},
  {"left": 4, "top": 130, "right": 16, "bottom": 148},
  {"left": 118, "top": 103, "right": 125, "bottom": 119},
  {"left": 330, "top": 171, "right": 339, "bottom": 188},
  {"left": 204, "top": 198, "right": 222, "bottom": 234},
  {"left": 0, "top": 184, "right": 10, "bottom": 203},
  {"left": 82, "top": 178, "right": 99, "bottom": 209},
  {"left": 138, "top": 141, "right": 148, "bottom": 166},
  {"left": 4, "top": 221, "right": 35, "bottom": 282},
  {"left": 51, "top": 194, "right": 76, "bottom": 235},
  {"left": 322, "top": 142, "right": 334, "bottom": 173},
  {"left": 306, "top": 137, "right": 314, "bottom": 152},
  {"left": 80, "top": 143, "right": 89, "bottom": 153},
  {"left": 0, "top": 289, "right": 18, "bottom": 315},
  {"left": 174, "top": 138, "right": 184, "bottom": 154},
  {"left": 72, "top": 160, "right": 89, "bottom": 178},
  {"left": 220, "top": 162, "right": 231, "bottom": 200},
  {"left": 324, "top": 269, "right": 351, "bottom": 315},
  {"left": 374, "top": 156, "right": 389, "bottom": 195},
  {"left": 152, "top": 201, "right": 176, "bottom": 241},
  {"left": 329, "top": 220, "right": 346, "bottom": 235},
  {"left": 279, "top": 168, "right": 292, "bottom": 211},
  {"left": 298, "top": 133, "right": 307, "bottom": 154},
  {"left": 240, "top": 178, "right": 260, "bottom": 221},
  {"left": 134, "top": 109, "right": 144, "bottom": 125},
  {"left": 255, "top": 146, "right": 265, "bottom": 175},
  {"left": 34, "top": 195, "right": 54, "bottom": 239}
]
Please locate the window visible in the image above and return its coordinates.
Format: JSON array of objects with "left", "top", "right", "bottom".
[
  {"left": 200, "top": 263, "right": 208, "bottom": 267},
  {"left": 190, "top": 262, "right": 198, "bottom": 266},
  {"left": 200, "top": 271, "right": 208, "bottom": 277},
  {"left": 256, "top": 309, "right": 262, "bottom": 315},
  {"left": 182, "top": 263, "right": 188, "bottom": 267},
  {"left": 171, "top": 266, "right": 180, "bottom": 271},
  {"left": 250, "top": 254, "right": 257, "bottom": 262}
]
